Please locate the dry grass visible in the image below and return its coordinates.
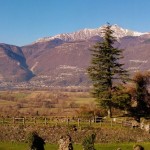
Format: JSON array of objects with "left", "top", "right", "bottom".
[{"left": 0, "top": 90, "right": 96, "bottom": 117}]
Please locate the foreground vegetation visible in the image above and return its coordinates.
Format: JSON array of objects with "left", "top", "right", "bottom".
[
  {"left": 0, "top": 90, "right": 150, "bottom": 144},
  {"left": 0, "top": 142, "right": 150, "bottom": 150}
]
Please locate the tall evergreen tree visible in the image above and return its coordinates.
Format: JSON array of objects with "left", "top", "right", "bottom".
[{"left": 88, "top": 24, "right": 127, "bottom": 117}]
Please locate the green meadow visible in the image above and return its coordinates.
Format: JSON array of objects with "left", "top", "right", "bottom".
[{"left": 0, "top": 142, "right": 150, "bottom": 150}]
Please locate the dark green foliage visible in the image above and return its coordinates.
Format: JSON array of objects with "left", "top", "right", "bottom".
[
  {"left": 27, "top": 131, "right": 45, "bottom": 150},
  {"left": 87, "top": 23, "right": 127, "bottom": 117},
  {"left": 82, "top": 133, "right": 96, "bottom": 150},
  {"left": 129, "top": 72, "right": 150, "bottom": 121},
  {"left": 111, "top": 85, "right": 131, "bottom": 110}
]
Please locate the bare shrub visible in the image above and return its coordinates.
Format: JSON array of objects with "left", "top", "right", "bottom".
[
  {"left": 42, "top": 101, "right": 52, "bottom": 108},
  {"left": 76, "top": 106, "right": 94, "bottom": 119},
  {"left": 69, "top": 101, "right": 79, "bottom": 108}
]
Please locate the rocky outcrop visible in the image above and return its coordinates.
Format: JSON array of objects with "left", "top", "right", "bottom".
[
  {"left": 133, "top": 144, "right": 144, "bottom": 150},
  {"left": 58, "top": 134, "right": 73, "bottom": 150}
]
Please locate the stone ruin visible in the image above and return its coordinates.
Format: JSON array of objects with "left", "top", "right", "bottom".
[
  {"left": 58, "top": 134, "right": 73, "bottom": 150},
  {"left": 133, "top": 144, "right": 144, "bottom": 150}
]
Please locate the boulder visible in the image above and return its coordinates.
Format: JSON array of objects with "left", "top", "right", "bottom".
[
  {"left": 133, "top": 144, "right": 144, "bottom": 150},
  {"left": 58, "top": 134, "right": 73, "bottom": 150}
]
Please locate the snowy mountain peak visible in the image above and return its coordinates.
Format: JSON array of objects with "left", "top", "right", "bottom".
[
  {"left": 34, "top": 24, "right": 148, "bottom": 43},
  {"left": 110, "top": 24, "right": 146, "bottom": 37}
]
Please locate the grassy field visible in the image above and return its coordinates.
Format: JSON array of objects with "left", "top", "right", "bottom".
[
  {"left": 0, "top": 142, "right": 150, "bottom": 150},
  {"left": 0, "top": 90, "right": 97, "bottom": 117}
]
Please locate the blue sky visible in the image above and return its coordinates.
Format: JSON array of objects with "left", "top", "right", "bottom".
[{"left": 0, "top": 0, "right": 150, "bottom": 46}]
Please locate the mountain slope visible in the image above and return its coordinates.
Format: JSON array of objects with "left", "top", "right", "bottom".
[
  {"left": 0, "top": 43, "right": 34, "bottom": 82},
  {"left": 0, "top": 24, "right": 150, "bottom": 88},
  {"left": 22, "top": 34, "right": 150, "bottom": 86},
  {"left": 22, "top": 25, "right": 150, "bottom": 87}
]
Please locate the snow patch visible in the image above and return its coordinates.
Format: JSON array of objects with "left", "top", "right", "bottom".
[{"left": 33, "top": 24, "right": 148, "bottom": 44}]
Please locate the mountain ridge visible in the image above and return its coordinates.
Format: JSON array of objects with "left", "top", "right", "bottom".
[
  {"left": 0, "top": 24, "right": 150, "bottom": 89},
  {"left": 34, "top": 24, "right": 148, "bottom": 44}
]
